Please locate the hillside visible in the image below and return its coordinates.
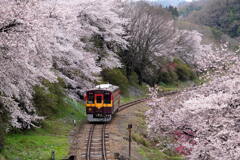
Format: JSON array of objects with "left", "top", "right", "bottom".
[{"left": 180, "top": 0, "right": 240, "bottom": 39}]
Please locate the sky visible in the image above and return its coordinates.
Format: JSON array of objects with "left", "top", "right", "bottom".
[
  {"left": 150, "top": 0, "right": 195, "bottom": 6},
  {"left": 133, "top": 0, "right": 197, "bottom": 7}
]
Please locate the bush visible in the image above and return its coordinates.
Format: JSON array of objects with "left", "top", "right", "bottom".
[
  {"left": 101, "top": 68, "right": 129, "bottom": 95},
  {"left": 158, "top": 71, "right": 178, "bottom": 84},
  {"left": 174, "top": 59, "right": 196, "bottom": 81},
  {"left": 158, "top": 58, "right": 196, "bottom": 84},
  {"left": 128, "top": 72, "right": 139, "bottom": 85},
  {"left": 33, "top": 79, "right": 66, "bottom": 117}
]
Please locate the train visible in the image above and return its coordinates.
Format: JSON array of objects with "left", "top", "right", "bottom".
[{"left": 85, "top": 84, "right": 120, "bottom": 122}]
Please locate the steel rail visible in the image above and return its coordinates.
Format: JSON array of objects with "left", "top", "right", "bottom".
[
  {"left": 118, "top": 98, "right": 148, "bottom": 112},
  {"left": 102, "top": 124, "right": 107, "bottom": 160},
  {"left": 118, "top": 91, "right": 179, "bottom": 112},
  {"left": 86, "top": 124, "right": 95, "bottom": 160}
]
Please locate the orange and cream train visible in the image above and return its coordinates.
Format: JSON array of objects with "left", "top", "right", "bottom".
[{"left": 85, "top": 84, "right": 120, "bottom": 122}]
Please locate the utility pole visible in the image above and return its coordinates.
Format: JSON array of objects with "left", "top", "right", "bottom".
[
  {"left": 127, "top": 124, "right": 132, "bottom": 160},
  {"left": 51, "top": 151, "right": 55, "bottom": 160}
]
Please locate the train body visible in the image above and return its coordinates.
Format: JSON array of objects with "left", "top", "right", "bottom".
[{"left": 85, "top": 84, "right": 120, "bottom": 122}]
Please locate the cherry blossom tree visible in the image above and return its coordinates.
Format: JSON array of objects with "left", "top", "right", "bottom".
[
  {"left": 0, "top": 0, "right": 128, "bottom": 129},
  {"left": 146, "top": 45, "right": 240, "bottom": 159}
]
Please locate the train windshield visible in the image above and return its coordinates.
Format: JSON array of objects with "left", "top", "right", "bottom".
[
  {"left": 87, "top": 92, "right": 94, "bottom": 104},
  {"left": 104, "top": 92, "right": 111, "bottom": 104},
  {"left": 96, "top": 96, "right": 102, "bottom": 103}
]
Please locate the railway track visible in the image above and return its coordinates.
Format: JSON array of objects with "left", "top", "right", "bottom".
[
  {"left": 85, "top": 124, "right": 109, "bottom": 160},
  {"left": 117, "top": 91, "right": 179, "bottom": 113},
  {"left": 83, "top": 98, "right": 147, "bottom": 160},
  {"left": 117, "top": 98, "right": 148, "bottom": 112},
  {"left": 83, "top": 95, "right": 180, "bottom": 160}
]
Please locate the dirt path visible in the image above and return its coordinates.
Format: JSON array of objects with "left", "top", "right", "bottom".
[
  {"left": 109, "top": 102, "right": 148, "bottom": 160},
  {"left": 69, "top": 102, "right": 149, "bottom": 160}
]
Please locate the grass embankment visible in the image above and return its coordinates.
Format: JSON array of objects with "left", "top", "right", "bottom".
[
  {"left": 132, "top": 107, "right": 184, "bottom": 160},
  {"left": 0, "top": 80, "right": 86, "bottom": 160},
  {"left": 158, "top": 77, "right": 204, "bottom": 92}
]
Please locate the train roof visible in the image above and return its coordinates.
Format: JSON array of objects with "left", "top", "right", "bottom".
[{"left": 87, "top": 84, "right": 119, "bottom": 92}]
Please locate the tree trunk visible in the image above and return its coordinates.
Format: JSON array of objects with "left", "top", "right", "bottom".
[{"left": 138, "top": 71, "right": 143, "bottom": 85}]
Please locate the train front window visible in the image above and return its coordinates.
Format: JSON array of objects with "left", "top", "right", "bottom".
[
  {"left": 104, "top": 93, "right": 111, "bottom": 104},
  {"left": 96, "top": 96, "right": 102, "bottom": 103},
  {"left": 87, "top": 93, "right": 94, "bottom": 104}
]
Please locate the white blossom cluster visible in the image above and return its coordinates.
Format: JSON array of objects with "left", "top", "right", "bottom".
[
  {"left": 170, "top": 30, "right": 238, "bottom": 72},
  {"left": 147, "top": 55, "right": 240, "bottom": 159},
  {"left": 0, "top": 0, "right": 127, "bottom": 129}
]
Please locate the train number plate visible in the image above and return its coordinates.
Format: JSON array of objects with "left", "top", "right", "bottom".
[{"left": 93, "top": 114, "right": 104, "bottom": 118}]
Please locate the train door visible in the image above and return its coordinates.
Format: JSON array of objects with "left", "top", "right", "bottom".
[{"left": 95, "top": 94, "right": 103, "bottom": 109}]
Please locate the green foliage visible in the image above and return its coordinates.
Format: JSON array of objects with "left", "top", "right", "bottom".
[
  {"left": 0, "top": 101, "right": 9, "bottom": 152},
  {"left": 128, "top": 72, "right": 139, "bottom": 85},
  {"left": 174, "top": 59, "right": 196, "bottom": 81},
  {"left": 188, "top": 0, "right": 240, "bottom": 38},
  {"left": 101, "top": 68, "right": 129, "bottom": 95},
  {"left": 132, "top": 133, "right": 151, "bottom": 147},
  {"left": 178, "top": 3, "right": 202, "bottom": 17},
  {"left": 33, "top": 79, "right": 87, "bottom": 119},
  {"left": 159, "top": 83, "right": 179, "bottom": 92},
  {"left": 90, "top": 34, "right": 104, "bottom": 49},
  {"left": 139, "top": 146, "right": 183, "bottom": 160},
  {"left": 158, "top": 59, "right": 196, "bottom": 84},
  {"left": 33, "top": 79, "right": 66, "bottom": 117},
  {"left": 211, "top": 27, "right": 223, "bottom": 40},
  {"left": 158, "top": 71, "right": 178, "bottom": 84},
  {"left": 167, "top": 5, "right": 179, "bottom": 17}
]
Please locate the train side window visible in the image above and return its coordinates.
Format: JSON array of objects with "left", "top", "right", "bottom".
[
  {"left": 96, "top": 96, "right": 102, "bottom": 103},
  {"left": 104, "top": 93, "right": 111, "bottom": 104},
  {"left": 88, "top": 93, "right": 94, "bottom": 104}
]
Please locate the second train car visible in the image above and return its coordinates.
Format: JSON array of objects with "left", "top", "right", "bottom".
[{"left": 85, "top": 84, "right": 120, "bottom": 122}]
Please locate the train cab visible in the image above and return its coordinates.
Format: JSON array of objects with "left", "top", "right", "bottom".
[{"left": 85, "top": 84, "right": 120, "bottom": 122}]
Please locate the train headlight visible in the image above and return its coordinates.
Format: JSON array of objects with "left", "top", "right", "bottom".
[{"left": 88, "top": 108, "right": 92, "bottom": 111}]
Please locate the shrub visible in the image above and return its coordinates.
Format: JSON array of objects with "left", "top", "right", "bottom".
[
  {"left": 101, "top": 68, "right": 129, "bottom": 95},
  {"left": 128, "top": 72, "right": 139, "bottom": 85},
  {"left": 158, "top": 59, "right": 196, "bottom": 84},
  {"left": 33, "top": 79, "right": 66, "bottom": 117},
  {"left": 174, "top": 59, "right": 196, "bottom": 81},
  {"left": 158, "top": 71, "right": 178, "bottom": 84}
]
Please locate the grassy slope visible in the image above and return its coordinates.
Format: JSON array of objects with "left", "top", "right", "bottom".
[{"left": 0, "top": 99, "right": 86, "bottom": 160}]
